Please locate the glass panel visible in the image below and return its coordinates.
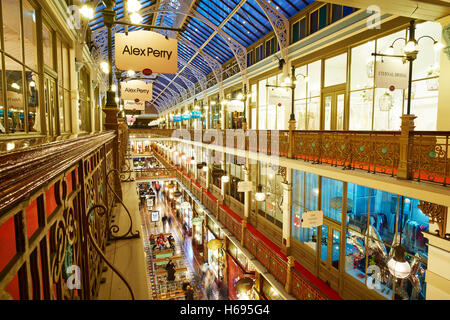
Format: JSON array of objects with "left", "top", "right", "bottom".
[
  {"left": 251, "top": 84, "right": 257, "bottom": 103},
  {"left": 299, "top": 18, "right": 306, "bottom": 39},
  {"left": 62, "top": 44, "right": 70, "bottom": 89},
  {"left": 412, "top": 22, "right": 442, "bottom": 80},
  {"left": 319, "top": 5, "right": 328, "bottom": 30},
  {"left": 42, "top": 24, "right": 54, "bottom": 68},
  {"left": 367, "top": 240, "right": 393, "bottom": 299},
  {"left": 292, "top": 21, "right": 300, "bottom": 43},
  {"left": 58, "top": 87, "right": 64, "bottom": 132},
  {"left": 0, "top": 57, "right": 4, "bottom": 134},
  {"left": 306, "top": 97, "right": 320, "bottom": 130},
  {"left": 22, "top": 0, "right": 37, "bottom": 71},
  {"left": 321, "top": 177, "right": 343, "bottom": 222},
  {"left": 347, "top": 183, "right": 370, "bottom": 233},
  {"left": 349, "top": 90, "right": 373, "bottom": 130},
  {"left": 304, "top": 227, "right": 317, "bottom": 251},
  {"left": 376, "top": 30, "right": 406, "bottom": 56},
  {"left": 408, "top": 79, "right": 438, "bottom": 130},
  {"left": 395, "top": 253, "right": 427, "bottom": 300},
  {"left": 310, "top": 10, "right": 318, "bottom": 34},
  {"left": 373, "top": 88, "right": 403, "bottom": 130},
  {"left": 2, "top": 0, "right": 22, "bottom": 61},
  {"left": 307, "top": 60, "right": 321, "bottom": 97},
  {"left": 251, "top": 107, "right": 256, "bottom": 129},
  {"left": 343, "top": 6, "right": 354, "bottom": 16},
  {"left": 56, "top": 37, "right": 63, "bottom": 86},
  {"left": 332, "top": 4, "right": 343, "bottom": 23},
  {"left": 332, "top": 229, "right": 340, "bottom": 269},
  {"left": 276, "top": 104, "right": 285, "bottom": 129},
  {"left": 64, "top": 89, "right": 71, "bottom": 132},
  {"left": 294, "top": 100, "right": 306, "bottom": 130},
  {"left": 369, "top": 190, "right": 397, "bottom": 245},
  {"left": 323, "top": 95, "right": 331, "bottom": 130},
  {"left": 26, "top": 70, "right": 39, "bottom": 132},
  {"left": 351, "top": 41, "right": 375, "bottom": 90},
  {"left": 324, "top": 53, "right": 347, "bottom": 87},
  {"left": 321, "top": 225, "right": 328, "bottom": 261},
  {"left": 345, "top": 230, "right": 366, "bottom": 283},
  {"left": 5, "top": 57, "right": 25, "bottom": 133},
  {"left": 399, "top": 196, "right": 429, "bottom": 257},
  {"left": 336, "top": 93, "right": 344, "bottom": 130},
  {"left": 294, "top": 65, "right": 307, "bottom": 100}
]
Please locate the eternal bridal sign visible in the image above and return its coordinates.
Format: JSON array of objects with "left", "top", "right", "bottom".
[
  {"left": 115, "top": 30, "right": 178, "bottom": 74},
  {"left": 121, "top": 80, "right": 152, "bottom": 102},
  {"left": 268, "top": 87, "right": 291, "bottom": 107},
  {"left": 375, "top": 58, "right": 409, "bottom": 90}
]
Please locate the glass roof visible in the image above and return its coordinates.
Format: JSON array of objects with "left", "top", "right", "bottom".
[{"left": 86, "top": 0, "right": 315, "bottom": 112}]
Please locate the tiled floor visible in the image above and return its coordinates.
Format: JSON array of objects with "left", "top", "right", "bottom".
[{"left": 139, "top": 189, "right": 219, "bottom": 300}]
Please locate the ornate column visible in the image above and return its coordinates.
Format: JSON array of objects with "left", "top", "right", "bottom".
[
  {"left": 241, "top": 219, "right": 247, "bottom": 247},
  {"left": 397, "top": 114, "right": 417, "bottom": 180},
  {"left": 285, "top": 256, "right": 295, "bottom": 294},
  {"left": 101, "top": 2, "right": 122, "bottom": 199}
]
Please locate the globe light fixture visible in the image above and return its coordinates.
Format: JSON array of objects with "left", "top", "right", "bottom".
[
  {"left": 111, "top": 84, "right": 117, "bottom": 92},
  {"left": 434, "top": 41, "right": 445, "bottom": 51},
  {"left": 387, "top": 245, "right": 411, "bottom": 279},
  {"left": 130, "top": 12, "right": 143, "bottom": 24},
  {"left": 127, "top": 70, "right": 136, "bottom": 77},
  {"left": 221, "top": 175, "right": 229, "bottom": 183},
  {"left": 255, "top": 185, "right": 265, "bottom": 202},
  {"left": 127, "top": 0, "right": 142, "bottom": 12},
  {"left": 404, "top": 40, "right": 418, "bottom": 54},
  {"left": 100, "top": 61, "right": 109, "bottom": 74},
  {"left": 80, "top": 5, "right": 94, "bottom": 20}
]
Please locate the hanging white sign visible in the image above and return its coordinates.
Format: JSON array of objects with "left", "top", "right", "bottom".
[
  {"left": 267, "top": 87, "right": 291, "bottom": 106},
  {"left": 301, "top": 210, "right": 324, "bottom": 228},
  {"left": 227, "top": 99, "right": 244, "bottom": 113},
  {"left": 121, "top": 80, "right": 153, "bottom": 102},
  {"left": 124, "top": 100, "right": 145, "bottom": 111},
  {"left": 151, "top": 211, "right": 160, "bottom": 222},
  {"left": 375, "top": 58, "right": 409, "bottom": 90},
  {"left": 115, "top": 30, "right": 178, "bottom": 74},
  {"left": 237, "top": 181, "right": 253, "bottom": 192}
]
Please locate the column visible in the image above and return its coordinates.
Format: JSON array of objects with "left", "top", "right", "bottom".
[
  {"left": 397, "top": 114, "right": 417, "bottom": 180},
  {"left": 285, "top": 256, "right": 295, "bottom": 294}
]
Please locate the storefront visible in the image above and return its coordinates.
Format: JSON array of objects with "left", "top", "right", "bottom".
[
  {"left": 227, "top": 241, "right": 256, "bottom": 300},
  {"left": 291, "top": 169, "right": 429, "bottom": 300},
  {"left": 207, "top": 219, "right": 225, "bottom": 282}
]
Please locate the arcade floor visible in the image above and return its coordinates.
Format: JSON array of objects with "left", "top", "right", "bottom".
[{"left": 139, "top": 188, "right": 219, "bottom": 300}]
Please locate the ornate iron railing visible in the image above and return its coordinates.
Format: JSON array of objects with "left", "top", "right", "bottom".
[
  {"left": 0, "top": 132, "right": 135, "bottom": 300},
  {"left": 134, "top": 168, "right": 176, "bottom": 180},
  {"left": 132, "top": 128, "right": 450, "bottom": 186}
]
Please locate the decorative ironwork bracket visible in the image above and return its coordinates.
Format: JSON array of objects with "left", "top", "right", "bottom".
[
  {"left": 418, "top": 201, "right": 449, "bottom": 239},
  {"left": 86, "top": 205, "right": 135, "bottom": 300},
  {"left": 106, "top": 169, "right": 140, "bottom": 240}
]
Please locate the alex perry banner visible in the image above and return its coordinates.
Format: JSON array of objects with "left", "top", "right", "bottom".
[
  {"left": 121, "top": 80, "right": 153, "bottom": 102},
  {"left": 115, "top": 30, "right": 178, "bottom": 74}
]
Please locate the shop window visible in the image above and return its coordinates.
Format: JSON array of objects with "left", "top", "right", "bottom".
[
  {"left": 324, "top": 53, "right": 347, "bottom": 87},
  {"left": 332, "top": 5, "right": 354, "bottom": 23},
  {"left": 372, "top": 87, "right": 403, "bottom": 130},
  {"left": 78, "top": 67, "right": 91, "bottom": 132},
  {"left": 349, "top": 90, "right": 373, "bottom": 130},
  {"left": 247, "top": 51, "right": 253, "bottom": 67},
  {"left": 257, "top": 162, "right": 283, "bottom": 228},
  {"left": 5, "top": 57, "right": 25, "bottom": 133},
  {"left": 2, "top": 0, "right": 22, "bottom": 62},
  {"left": 310, "top": 9, "right": 319, "bottom": 34},
  {"left": 26, "top": 70, "right": 39, "bottom": 132},
  {"left": 351, "top": 41, "right": 375, "bottom": 91},
  {"left": 321, "top": 177, "right": 343, "bottom": 223},
  {"left": 255, "top": 44, "right": 263, "bottom": 62},
  {"left": 22, "top": 0, "right": 38, "bottom": 71},
  {"left": 42, "top": 23, "right": 54, "bottom": 69}
]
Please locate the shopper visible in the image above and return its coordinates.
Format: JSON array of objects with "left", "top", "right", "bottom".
[
  {"left": 185, "top": 285, "right": 195, "bottom": 300},
  {"left": 165, "top": 260, "right": 176, "bottom": 282}
]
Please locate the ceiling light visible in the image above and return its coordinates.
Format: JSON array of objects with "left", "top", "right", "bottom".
[
  {"left": 221, "top": 175, "right": 229, "bottom": 183},
  {"left": 434, "top": 41, "right": 445, "bottom": 51},
  {"left": 100, "top": 61, "right": 109, "bottom": 74},
  {"left": 255, "top": 185, "right": 265, "bottom": 202},
  {"left": 80, "top": 5, "right": 94, "bottom": 20},
  {"left": 29, "top": 81, "right": 36, "bottom": 88},
  {"left": 130, "top": 12, "right": 143, "bottom": 24},
  {"left": 127, "top": 0, "right": 141, "bottom": 13},
  {"left": 11, "top": 83, "right": 20, "bottom": 90}
]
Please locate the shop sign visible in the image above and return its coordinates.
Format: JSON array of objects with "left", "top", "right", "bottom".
[
  {"left": 227, "top": 99, "right": 244, "bottom": 113},
  {"left": 192, "top": 217, "right": 203, "bottom": 226},
  {"left": 181, "top": 201, "right": 190, "bottom": 209},
  {"left": 124, "top": 100, "right": 145, "bottom": 111},
  {"left": 121, "top": 80, "right": 152, "bottom": 101},
  {"left": 267, "top": 87, "right": 291, "bottom": 107},
  {"left": 115, "top": 30, "right": 178, "bottom": 74},
  {"left": 182, "top": 113, "right": 191, "bottom": 120},
  {"left": 191, "top": 110, "right": 201, "bottom": 119},
  {"left": 237, "top": 181, "right": 252, "bottom": 192},
  {"left": 151, "top": 210, "right": 160, "bottom": 222},
  {"left": 375, "top": 59, "right": 409, "bottom": 90},
  {"left": 301, "top": 210, "right": 323, "bottom": 228}
]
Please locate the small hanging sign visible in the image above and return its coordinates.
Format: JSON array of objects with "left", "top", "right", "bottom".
[
  {"left": 375, "top": 58, "right": 409, "bottom": 90},
  {"left": 301, "top": 210, "right": 324, "bottom": 228}
]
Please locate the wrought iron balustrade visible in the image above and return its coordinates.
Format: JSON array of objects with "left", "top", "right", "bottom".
[
  {"left": 0, "top": 132, "right": 135, "bottom": 300},
  {"left": 131, "top": 128, "right": 450, "bottom": 186}
]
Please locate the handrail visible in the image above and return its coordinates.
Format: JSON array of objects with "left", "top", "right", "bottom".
[{"left": 0, "top": 131, "right": 116, "bottom": 214}]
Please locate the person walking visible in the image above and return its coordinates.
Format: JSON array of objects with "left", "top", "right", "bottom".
[
  {"left": 185, "top": 285, "right": 195, "bottom": 300},
  {"left": 165, "top": 259, "right": 176, "bottom": 282}
]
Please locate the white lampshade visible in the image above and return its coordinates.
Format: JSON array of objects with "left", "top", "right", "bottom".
[
  {"left": 221, "top": 175, "right": 229, "bottom": 183},
  {"left": 387, "top": 245, "right": 411, "bottom": 279},
  {"left": 255, "top": 185, "right": 265, "bottom": 202}
]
